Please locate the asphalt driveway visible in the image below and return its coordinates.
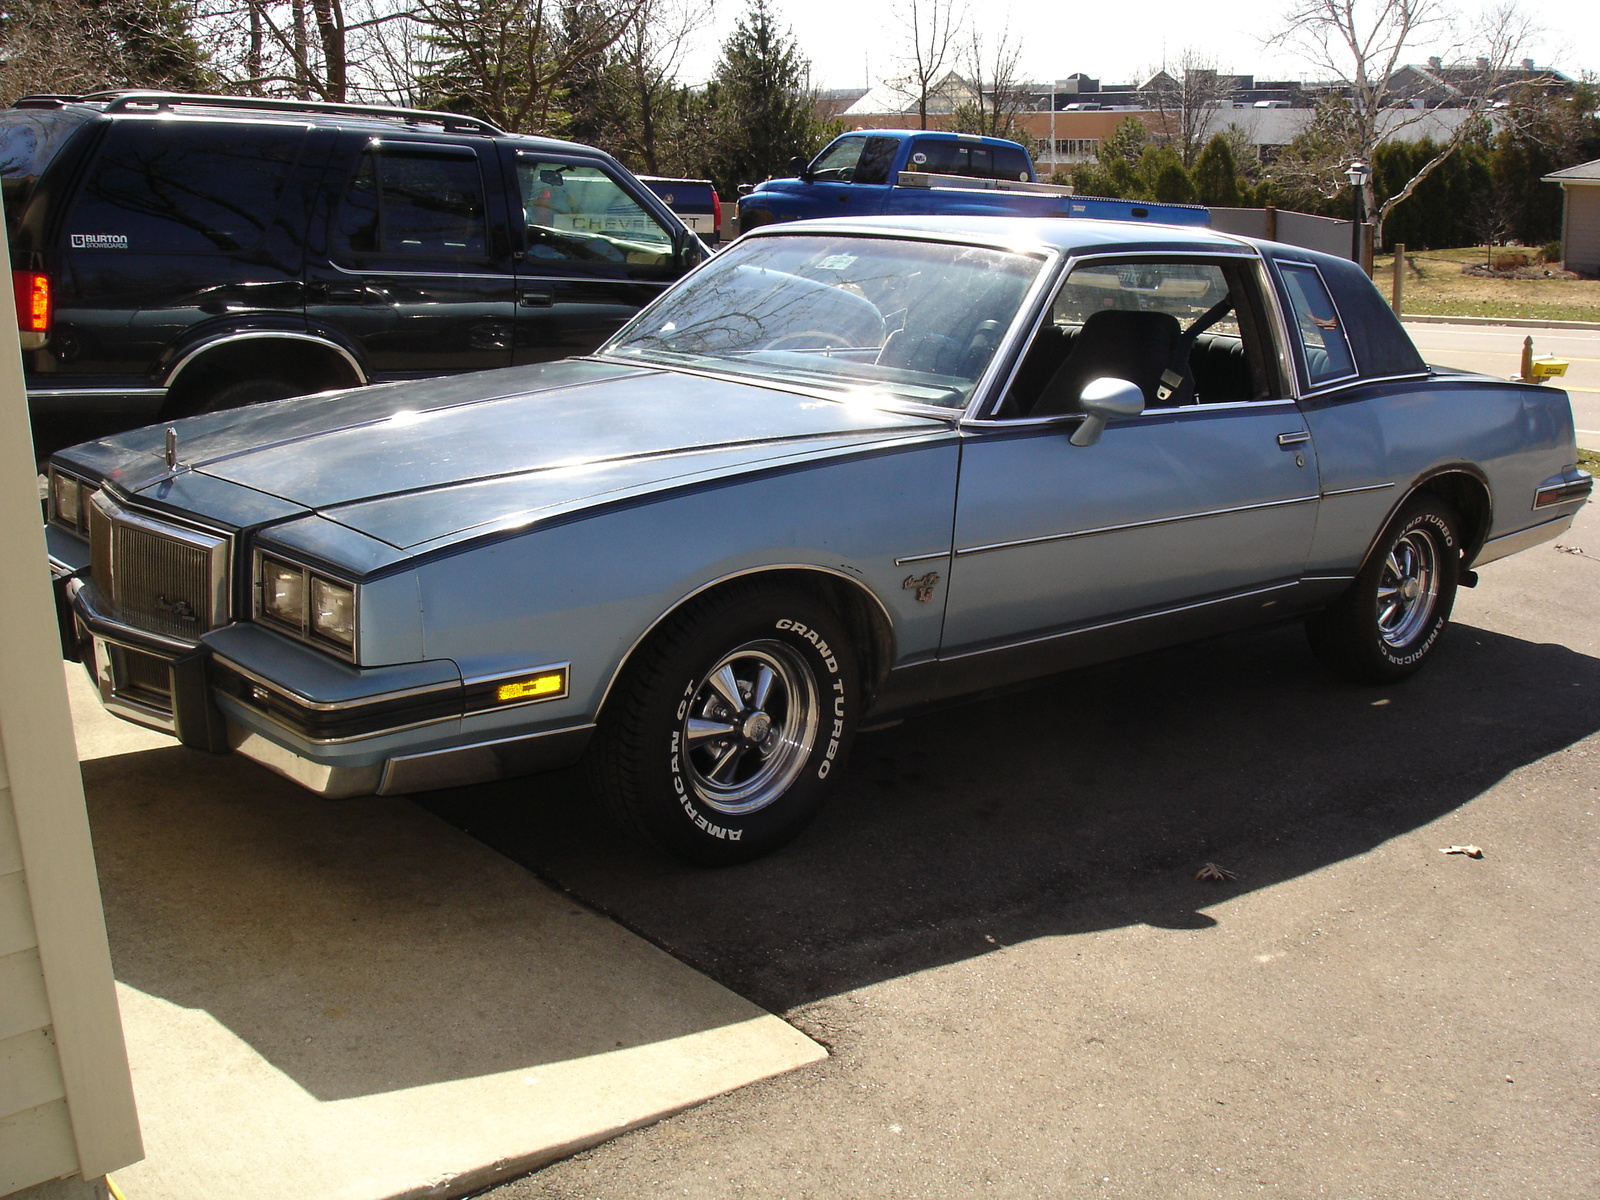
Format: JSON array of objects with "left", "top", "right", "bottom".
[{"left": 424, "top": 492, "right": 1600, "bottom": 1198}]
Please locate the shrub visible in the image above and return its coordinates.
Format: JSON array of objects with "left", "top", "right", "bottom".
[
  {"left": 1492, "top": 250, "right": 1530, "bottom": 271},
  {"left": 1538, "top": 240, "right": 1562, "bottom": 264}
]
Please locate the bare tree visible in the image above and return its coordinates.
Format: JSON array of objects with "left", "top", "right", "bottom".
[
  {"left": 888, "top": 0, "right": 966, "bottom": 129},
  {"left": 949, "top": 26, "right": 1028, "bottom": 141},
  {"left": 1144, "top": 49, "right": 1237, "bottom": 167},
  {"left": 1266, "top": 0, "right": 1537, "bottom": 243},
  {"left": 569, "top": 0, "right": 709, "bottom": 173},
  {"left": 195, "top": 0, "right": 418, "bottom": 102},
  {"left": 414, "top": 0, "right": 648, "bottom": 133}
]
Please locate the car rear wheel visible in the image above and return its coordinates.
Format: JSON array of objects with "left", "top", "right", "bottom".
[
  {"left": 587, "top": 584, "right": 857, "bottom": 865},
  {"left": 1306, "top": 494, "right": 1462, "bottom": 683}
]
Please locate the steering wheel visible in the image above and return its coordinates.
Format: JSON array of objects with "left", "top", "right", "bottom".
[{"left": 763, "top": 330, "right": 855, "bottom": 352}]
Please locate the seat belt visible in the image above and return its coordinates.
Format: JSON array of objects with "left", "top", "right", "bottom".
[{"left": 1157, "top": 294, "right": 1235, "bottom": 404}]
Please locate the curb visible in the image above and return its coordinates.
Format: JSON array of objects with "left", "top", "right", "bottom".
[{"left": 1400, "top": 314, "right": 1600, "bottom": 331}]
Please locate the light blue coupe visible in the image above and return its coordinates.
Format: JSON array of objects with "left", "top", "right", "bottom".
[{"left": 46, "top": 217, "right": 1592, "bottom": 862}]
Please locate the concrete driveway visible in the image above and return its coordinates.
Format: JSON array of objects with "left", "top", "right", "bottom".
[
  {"left": 1405, "top": 321, "right": 1600, "bottom": 444},
  {"left": 437, "top": 499, "right": 1600, "bottom": 1198}
]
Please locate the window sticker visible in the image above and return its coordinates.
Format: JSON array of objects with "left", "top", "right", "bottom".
[
  {"left": 911, "top": 152, "right": 927, "bottom": 165},
  {"left": 817, "top": 254, "right": 857, "bottom": 271},
  {"left": 70, "top": 234, "right": 129, "bottom": 249}
]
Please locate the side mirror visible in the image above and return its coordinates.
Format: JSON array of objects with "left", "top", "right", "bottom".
[
  {"left": 1069, "top": 377, "right": 1144, "bottom": 447},
  {"left": 788, "top": 154, "right": 813, "bottom": 182},
  {"left": 675, "top": 229, "right": 707, "bottom": 270}
]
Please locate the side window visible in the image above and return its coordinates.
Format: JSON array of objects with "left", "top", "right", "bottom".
[
  {"left": 1004, "top": 259, "right": 1270, "bottom": 417},
  {"left": 67, "top": 121, "right": 306, "bottom": 253},
  {"left": 809, "top": 137, "right": 867, "bottom": 181},
  {"left": 515, "top": 159, "right": 674, "bottom": 268},
  {"left": 1278, "top": 262, "right": 1356, "bottom": 386},
  {"left": 333, "top": 146, "right": 488, "bottom": 261},
  {"left": 993, "top": 143, "right": 1031, "bottom": 182},
  {"left": 853, "top": 137, "right": 899, "bottom": 185}
]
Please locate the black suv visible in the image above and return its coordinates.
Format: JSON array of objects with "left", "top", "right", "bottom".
[{"left": 2, "top": 91, "right": 708, "bottom": 418}]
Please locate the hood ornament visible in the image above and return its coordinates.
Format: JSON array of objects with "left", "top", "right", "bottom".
[{"left": 164, "top": 426, "right": 178, "bottom": 471}]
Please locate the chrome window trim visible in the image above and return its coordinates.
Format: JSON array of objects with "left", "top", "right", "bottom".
[
  {"left": 1272, "top": 259, "right": 1362, "bottom": 390},
  {"left": 940, "top": 580, "right": 1302, "bottom": 662},
  {"left": 955, "top": 494, "right": 1321, "bottom": 558},
  {"left": 29, "top": 387, "right": 169, "bottom": 399},
  {"left": 961, "top": 396, "right": 1302, "bottom": 433},
  {"left": 956, "top": 245, "right": 1067, "bottom": 424},
  {"left": 90, "top": 489, "right": 233, "bottom": 634},
  {"left": 971, "top": 248, "right": 1291, "bottom": 424},
  {"left": 1297, "top": 369, "right": 1449, "bottom": 402},
  {"left": 251, "top": 548, "right": 361, "bottom": 663},
  {"left": 164, "top": 331, "right": 367, "bottom": 388}
]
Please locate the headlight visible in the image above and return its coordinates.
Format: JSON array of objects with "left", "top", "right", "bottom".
[
  {"left": 48, "top": 468, "right": 95, "bottom": 535},
  {"left": 255, "top": 552, "right": 358, "bottom": 660},
  {"left": 310, "top": 576, "right": 356, "bottom": 647},
  {"left": 261, "top": 557, "right": 307, "bottom": 625}
]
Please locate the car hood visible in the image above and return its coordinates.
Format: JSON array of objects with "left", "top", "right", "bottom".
[{"left": 79, "top": 359, "right": 949, "bottom": 551}]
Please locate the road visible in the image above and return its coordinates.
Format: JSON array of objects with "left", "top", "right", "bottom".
[
  {"left": 1405, "top": 320, "right": 1600, "bottom": 445},
  {"left": 433, "top": 497, "right": 1600, "bottom": 1199}
]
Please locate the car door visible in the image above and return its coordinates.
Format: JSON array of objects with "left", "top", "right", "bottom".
[
  {"left": 504, "top": 151, "right": 689, "bottom": 361},
  {"left": 938, "top": 254, "right": 1322, "bottom": 692},
  {"left": 800, "top": 135, "right": 900, "bottom": 216},
  {"left": 309, "top": 134, "right": 517, "bottom": 380}
]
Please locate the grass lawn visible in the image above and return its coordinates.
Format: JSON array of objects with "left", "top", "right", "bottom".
[
  {"left": 1580, "top": 446, "right": 1600, "bottom": 470},
  {"left": 1371, "top": 246, "right": 1600, "bottom": 323}
]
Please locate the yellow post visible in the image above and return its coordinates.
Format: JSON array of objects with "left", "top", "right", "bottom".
[{"left": 1391, "top": 242, "right": 1405, "bottom": 314}]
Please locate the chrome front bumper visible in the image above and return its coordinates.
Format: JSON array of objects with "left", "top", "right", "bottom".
[{"left": 57, "top": 575, "right": 592, "bottom": 798}]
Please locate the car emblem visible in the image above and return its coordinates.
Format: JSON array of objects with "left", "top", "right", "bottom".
[
  {"left": 155, "top": 594, "right": 199, "bottom": 622},
  {"left": 902, "top": 572, "right": 940, "bottom": 603}
]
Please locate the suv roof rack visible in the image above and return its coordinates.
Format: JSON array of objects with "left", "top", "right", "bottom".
[
  {"left": 11, "top": 95, "right": 87, "bottom": 109},
  {"left": 81, "top": 91, "right": 505, "bottom": 136}
]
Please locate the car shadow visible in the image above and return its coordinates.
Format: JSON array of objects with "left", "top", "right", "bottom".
[{"left": 417, "top": 620, "right": 1600, "bottom": 1014}]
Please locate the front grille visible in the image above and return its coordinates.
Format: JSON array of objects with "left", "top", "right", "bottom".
[{"left": 88, "top": 492, "right": 231, "bottom": 641}]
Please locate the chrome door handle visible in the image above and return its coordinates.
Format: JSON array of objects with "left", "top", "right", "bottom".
[{"left": 1277, "top": 431, "right": 1311, "bottom": 446}]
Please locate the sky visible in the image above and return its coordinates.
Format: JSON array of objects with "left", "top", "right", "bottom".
[{"left": 677, "top": 0, "right": 1597, "bottom": 93}]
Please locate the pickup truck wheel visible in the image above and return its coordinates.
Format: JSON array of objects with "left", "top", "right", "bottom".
[
  {"left": 1306, "top": 495, "right": 1462, "bottom": 683},
  {"left": 587, "top": 585, "right": 857, "bottom": 865}
]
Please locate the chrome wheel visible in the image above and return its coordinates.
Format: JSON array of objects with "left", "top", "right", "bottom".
[
  {"left": 1376, "top": 528, "right": 1439, "bottom": 648},
  {"left": 681, "top": 640, "right": 820, "bottom": 816}
]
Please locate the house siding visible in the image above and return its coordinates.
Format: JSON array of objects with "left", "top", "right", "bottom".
[{"left": 1564, "top": 185, "right": 1600, "bottom": 277}]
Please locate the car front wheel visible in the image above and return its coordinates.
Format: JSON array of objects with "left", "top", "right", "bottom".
[
  {"left": 1306, "top": 494, "right": 1462, "bottom": 683},
  {"left": 587, "top": 585, "right": 858, "bottom": 865}
]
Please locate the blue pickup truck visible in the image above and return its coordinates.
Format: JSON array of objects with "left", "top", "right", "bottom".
[{"left": 738, "top": 129, "right": 1209, "bottom": 230}]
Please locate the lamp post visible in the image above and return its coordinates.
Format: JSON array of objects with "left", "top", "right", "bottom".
[{"left": 1346, "top": 161, "right": 1370, "bottom": 266}]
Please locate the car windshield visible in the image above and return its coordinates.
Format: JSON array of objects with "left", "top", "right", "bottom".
[{"left": 601, "top": 234, "right": 1046, "bottom": 409}]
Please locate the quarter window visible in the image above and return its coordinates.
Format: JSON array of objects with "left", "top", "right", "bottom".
[
  {"left": 1278, "top": 262, "right": 1356, "bottom": 386},
  {"left": 515, "top": 159, "right": 674, "bottom": 267},
  {"left": 333, "top": 146, "right": 489, "bottom": 261},
  {"left": 68, "top": 121, "right": 306, "bottom": 253}
]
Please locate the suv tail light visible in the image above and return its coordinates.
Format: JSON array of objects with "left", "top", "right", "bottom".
[
  {"left": 712, "top": 189, "right": 722, "bottom": 240},
  {"left": 13, "top": 270, "right": 50, "bottom": 348}
]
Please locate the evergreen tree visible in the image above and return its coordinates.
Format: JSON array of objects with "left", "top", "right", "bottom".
[
  {"left": 1192, "top": 134, "right": 1242, "bottom": 207},
  {"left": 706, "top": 0, "right": 821, "bottom": 197}
]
